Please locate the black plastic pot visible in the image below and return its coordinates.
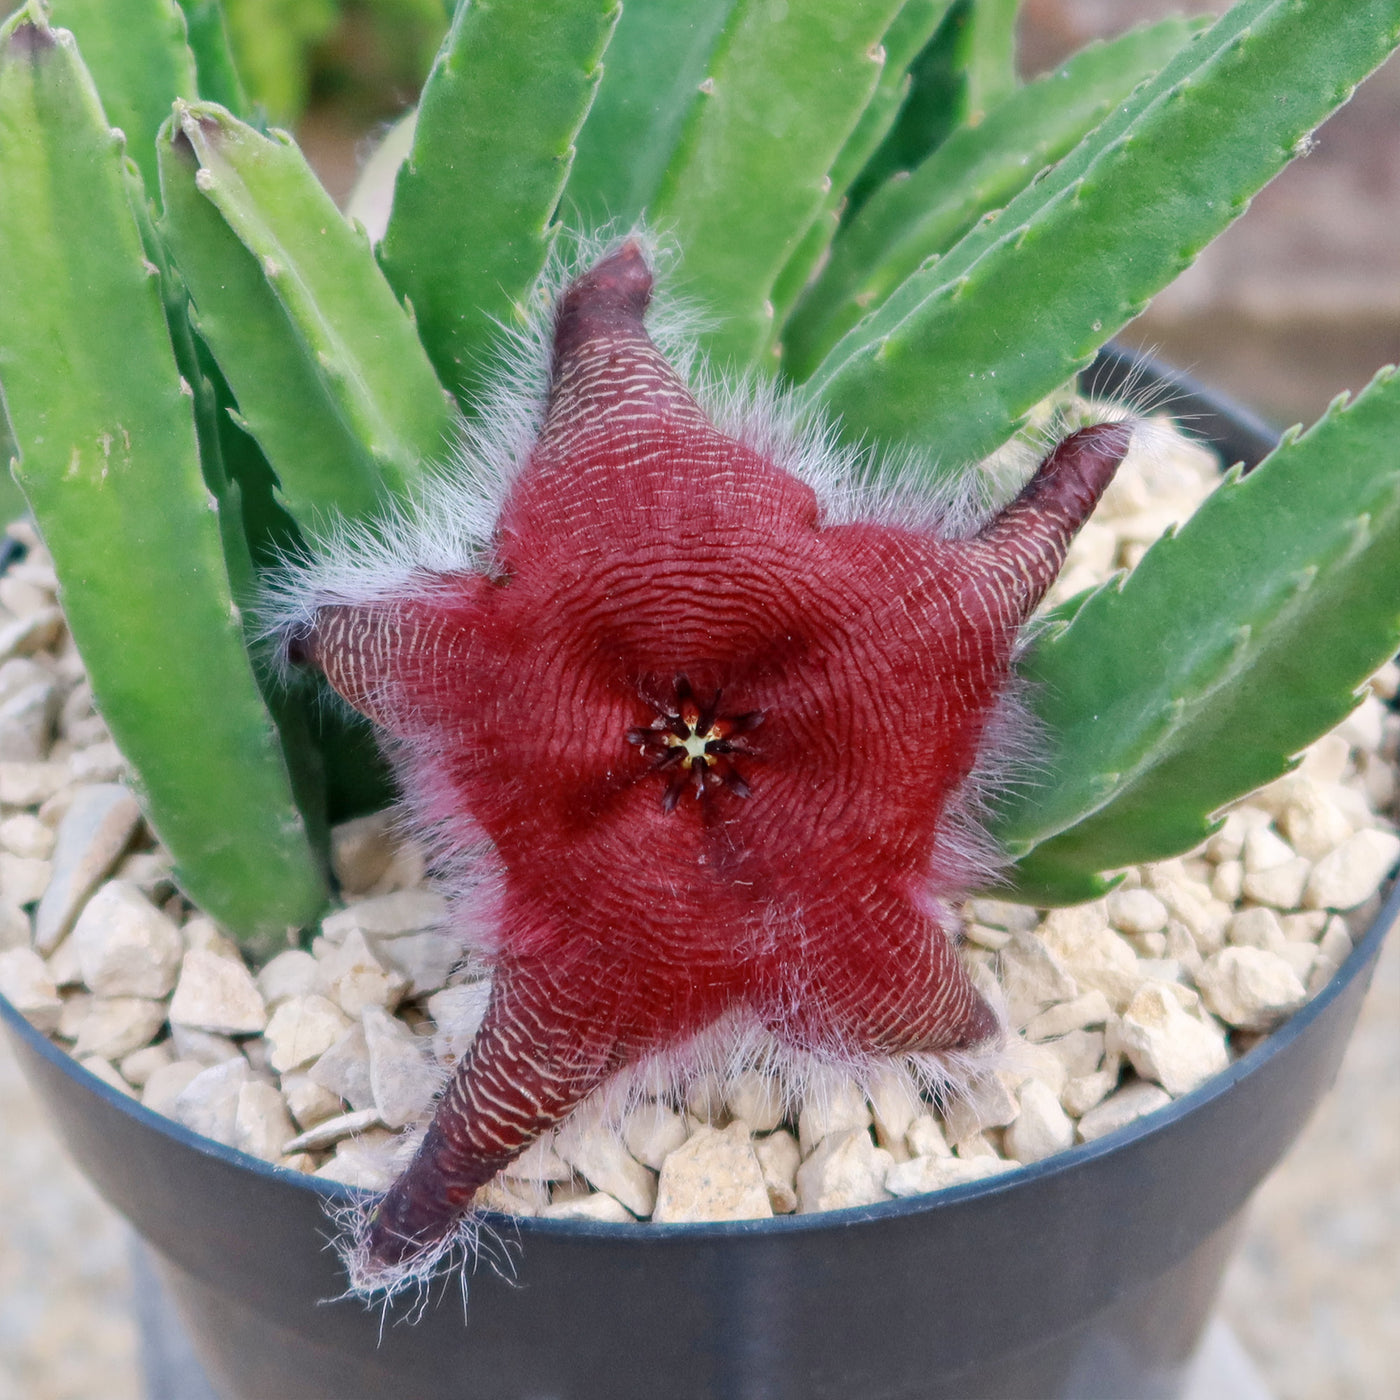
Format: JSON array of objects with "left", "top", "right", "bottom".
[{"left": 1, "top": 356, "right": 1392, "bottom": 1399}]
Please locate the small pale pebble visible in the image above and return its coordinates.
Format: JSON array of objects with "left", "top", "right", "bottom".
[
  {"left": 542, "top": 1191, "right": 634, "bottom": 1223},
  {"left": 0, "top": 659, "right": 50, "bottom": 708},
  {"left": 1228, "top": 906, "right": 1286, "bottom": 952},
  {"left": 1107, "top": 889, "right": 1168, "bottom": 935},
  {"left": 1278, "top": 942, "right": 1318, "bottom": 982},
  {"left": 283, "top": 1107, "right": 385, "bottom": 1153},
  {"left": 1197, "top": 947, "right": 1308, "bottom": 1032},
  {"left": 65, "top": 715, "right": 110, "bottom": 748},
  {"left": 1278, "top": 780, "right": 1354, "bottom": 859},
  {"left": 654, "top": 1121, "right": 771, "bottom": 1223},
  {"left": 277, "top": 1152, "right": 319, "bottom": 1175},
  {"left": 73, "top": 995, "right": 166, "bottom": 1059},
  {"left": 1004, "top": 1042, "right": 1069, "bottom": 1099},
  {"left": 281, "top": 1072, "right": 344, "bottom": 1131},
  {"left": 1334, "top": 693, "right": 1387, "bottom": 751},
  {"left": 1003, "top": 1080, "right": 1076, "bottom": 1164},
  {"left": 1358, "top": 752, "right": 1395, "bottom": 811},
  {"left": 1299, "top": 732, "right": 1353, "bottom": 784},
  {"left": 1211, "top": 860, "right": 1244, "bottom": 904},
  {"left": 1037, "top": 909, "right": 1142, "bottom": 1012},
  {"left": 1136, "top": 958, "right": 1186, "bottom": 986},
  {"left": 77, "top": 1054, "right": 133, "bottom": 1096},
  {"left": 0, "top": 608, "right": 63, "bottom": 660},
  {"left": 1205, "top": 811, "right": 1251, "bottom": 863},
  {"left": 797, "top": 1126, "right": 894, "bottom": 1213},
  {"left": 797, "top": 1071, "right": 871, "bottom": 1153},
  {"left": 171, "top": 1057, "right": 250, "bottom": 1146},
  {"left": 169, "top": 1024, "right": 241, "bottom": 1066},
  {"left": 967, "top": 899, "right": 1039, "bottom": 934},
  {"left": 233, "top": 1081, "right": 296, "bottom": 1161},
  {"left": 0, "top": 946, "right": 62, "bottom": 1031},
  {"left": 119, "top": 1040, "right": 173, "bottom": 1088},
  {"left": 168, "top": 948, "right": 267, "bottom": 1035},
  {"left": 256, "top": 949, "right": 319, "bottom": 1006},
  {"left": 621, "top": 1102, "right": 690, "bottom": 1171},
  {"left": 56, "top": 990, "right": 92, "bottom": 1039},
  {"left": 0, "top": 898, "right": 28, "bottom": 950},
  {"left": 1043, "top": 1028, "right": 1105, "bottom": 1080},
  {"left": 314, "top": 1132, "right": 398, "bottom": 1191},
  {"left": 555, "top": 1109, "right": 658, "bottom": 1217},
  {"left": 428, "top": 980, "right": 491, "bottom": 1063},
  {"left": 307, "top": 1023, "right": 375, "bottom": 1112},
  {"left": 866, "top": 1066, "right": 921, "bottom": 1158},
  {"left": 242, "top": 1037, "right": 272, "bottom": 1075},
  {"left": 112, "top": 850, "right": 174, "bottom": 898},
  {"left": 1023, "top": 989, "right": 1114, "bottom": 1042},
  {"left": 1077, "top": 1081, "right": 1172, "bottom": 1142},
  {"left": 1242, "top": 825, "right": 1295, "bottom": 874},
  {"left": 953, "top": 1131, "right": 1002, "bottom": 1161},
  {"left": 370, "top": 930, "right": 460, "bottom": 997},
  {"left": 368, "top": 841, "right": 427, "bottom": 895},
  {"left": 330, "top": 811, "right": 397, "bottom": 895},
  {"left": 0, "top": 679, "right": 58, "bottom": 761},
  {"left": 320, "top": 889, "right": 446, "bottom": 942},
  {"left": 1061, "top": 1066, "right": 1120, "bottom": 1118},
  {"left": 754, "top": 1128, "right": 801, "bottom": 1213},
  {"left": 725, "top": 1069, "right": 784, "bottom": 1133},
  {"left": 141, "top": 1060, "right": 205, "bottom": 1117},
  {"left": 1280, "top": 910, "right": 1328, "bottom": 942},
  {"left": 1112, "top": 981, "right": 1229, "bottom": 1096},
  {"left": 905, "top": 1114, "right": 952, "bottom": 1160},
  {"left": 478, "top": 1177, "right": 549, "bottom": 1217},
  {"left": 362, "top": 1003, "right": 441, "bottom": 1128},
  {"left": 942, "top": 1073, "right": 1020, "bottom": 1145},
  {"left": 885, "top": 1153, "right": 1016, "bottom": 1197},
  {"left": 1368, "top": 660, "right": 1400, "bottom": 702},
  {"left": 1304, "top": 830, "right": 1400, "bottom": 910},
  {"left": 180, "top": 916, "right": 239, "bottom": 959},
  {"left": 264, "top": 995, "right": 352, "bottom": 1073},
  {"left": 1145, "top": 870, "right": 1229, "bottom": 956},
  {"left": 1163, "top": 921, "right": 1204, "bottom": 976},
  {"left": 500, "top": 1130, "right": 573, "bottom": 1183},
  {"left": 963, "top": 922, "right": 1011, "bottom": 951},
  {"left": 1317, "top": 915, "right": 1354, "bottom": 966},
  {"left": 1122, "top": 929, "right": 1167, "bottom": 959},
  {"left": 0, "top": 761, "right": 68, "bottom": 809},
  {"left": 1306, "top": 956, "right": 1342, "bottom": 997},
  {"left": 549, "top": 1178, "right": 592, "bottom": 1207},
  {"left": 1241, "top": 856, "right": 1311, "bottom": 910},
  {"left": 67, "top": 741, "right": 126, "bottom": 783},
  {"left": 72, "top": 881, "right": 183, "bottom": 999},
  {"left": 315, "top": 928, "right": 408, "bottom": 1017},
  {"left": 32, "top": 784, "right": 143, "bottom": 952},
  {"left": 3, "top": 562, "right": 57, "bottom": 600},
  {"left": 684, "top": 1073, "right": 727, "bottom": 1124},
  {"left": 0, "top": 811, "right": 55, "bottom": 859},
  {"left": 998, "top": 931, "right": 1078, "bottom": 1023}
]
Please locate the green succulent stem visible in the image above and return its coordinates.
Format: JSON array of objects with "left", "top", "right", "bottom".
[
  {"left": 378, "top": 0, "right": 620, "bottom": 403},
  {"left": 801, "top": 0, "right": 1400, "bottom": 473},
  {"left": 0, "top": 6, "right": 326, "bottom": 950},
  {"left": 997, "top": 366, "right": 1400, "bottom": 904}
]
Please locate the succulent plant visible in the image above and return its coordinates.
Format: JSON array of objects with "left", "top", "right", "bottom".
[{"left": 1, "top": 0, "right": 1398, "bottom": 1284}]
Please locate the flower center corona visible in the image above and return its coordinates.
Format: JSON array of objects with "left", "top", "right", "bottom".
[{"left": 627, "top": 675, "right": 763, "bottom": 812}]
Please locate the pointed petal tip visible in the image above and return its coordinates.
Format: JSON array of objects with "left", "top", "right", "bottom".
[{"left": 552, "top": 240, "right": 654, "bottom": 357}]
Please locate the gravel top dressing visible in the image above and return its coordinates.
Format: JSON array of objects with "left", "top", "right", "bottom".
[{"left": 1, "top": 414, "right": 1396, "bottom": 1227}]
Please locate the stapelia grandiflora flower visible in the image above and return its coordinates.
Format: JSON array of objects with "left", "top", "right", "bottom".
[{"left": 285, "top": 240, "right": 1131, "bottom": 1274}]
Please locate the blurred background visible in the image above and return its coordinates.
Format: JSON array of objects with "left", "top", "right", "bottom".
[{"left": 1, "top": 2, "right": 1396, "bottom": 1396}]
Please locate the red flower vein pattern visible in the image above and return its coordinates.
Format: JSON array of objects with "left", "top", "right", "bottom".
[{"left": 292, "top": 241, "right": 1131, "bottom": 1269}]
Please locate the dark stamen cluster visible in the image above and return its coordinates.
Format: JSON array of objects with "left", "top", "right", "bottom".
[{"left": 628, "top": 675, "right": 763, "bottom": 812}]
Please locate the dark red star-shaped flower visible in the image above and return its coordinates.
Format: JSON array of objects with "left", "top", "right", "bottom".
[{"left": 289, "top": 241, "right": 1130, "bottom": 1270}]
